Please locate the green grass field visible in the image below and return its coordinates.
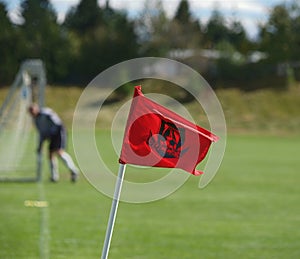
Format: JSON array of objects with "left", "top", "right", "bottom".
[
  {"left": 1, "top": 132, "right": 299, "bottom": 259},
  {"left": 0, "top": 85, "right": 299, "bottom": 258}
]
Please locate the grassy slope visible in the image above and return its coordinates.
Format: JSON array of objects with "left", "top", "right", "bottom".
[
  {"left": 1, "top": 85, "right": 300, "bottom": 133},
  {"left": 47, "top": 86, "right": 300, "bottom": 134},
  {"left": 215, "top": 88, "right": 300, "bottom": 134}
]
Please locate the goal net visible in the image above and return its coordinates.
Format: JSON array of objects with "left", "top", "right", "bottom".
[{"left": 0, "top": 59, "right": 46, "bottom": 182}]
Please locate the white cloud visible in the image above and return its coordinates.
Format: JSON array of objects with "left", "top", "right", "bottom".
[
  {"left": 5, "top": 0, "right": 282, "bottom": 37},
  {"left": 106, "top": 0, "right": 268, "bottom": 17},
  {"left": 190, "top": 0, "right": 266, "bottom": 14},
  {"left": 186, "top": 0, "right": 270, "bottom": 38},
  {"left": 105, "top": 0, "right": 270, "bottom": 38},
  {"left": 7, "top": 5, "right": 23, "bottom": 24}
]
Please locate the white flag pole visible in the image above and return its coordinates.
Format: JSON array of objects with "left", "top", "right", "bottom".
[{"left": 101, "top": 163, "right": 126, "bottom": 259}]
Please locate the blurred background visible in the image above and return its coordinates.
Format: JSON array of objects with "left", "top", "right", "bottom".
[
  {"left": 1, "top": 0, "right": 299, "bottom": 133},
  {"left": 0, "top": 0, "right": 299, "bottom": 88}
]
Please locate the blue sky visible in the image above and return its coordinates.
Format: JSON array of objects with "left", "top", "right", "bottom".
[{"left": 2, "top": 0, "right": 290, "bottom": 38}]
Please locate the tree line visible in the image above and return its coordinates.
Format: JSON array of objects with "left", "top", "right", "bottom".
[{"left": 0, "top": 0, "right": 299, "bottom": 90}]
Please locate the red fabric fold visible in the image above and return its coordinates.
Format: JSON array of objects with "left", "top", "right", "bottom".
[{"left": 119, "top": 86, "right": 218, "bottom": 175}]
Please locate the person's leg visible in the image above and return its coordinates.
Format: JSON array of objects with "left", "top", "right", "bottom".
[
  {"left": 49, "top": 151, "right": 59, "bottom": 182},
  {"left": 51, "top": 126, "right": 79, "bottom": 182},
  {"left": 57, "top": 149, "right": 79, "bottom": 182}
]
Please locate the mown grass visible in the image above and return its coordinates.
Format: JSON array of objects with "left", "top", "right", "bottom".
[
  {"left": 0, "top": 133, "right": 299, "bottom": 258},
  {"left": 0, "top": 84, "right": 299, "bottom": 258}
]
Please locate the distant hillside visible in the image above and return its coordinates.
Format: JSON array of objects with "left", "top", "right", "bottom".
[{"left": 1, "top": 85, "right": 299, "bottom": 135}]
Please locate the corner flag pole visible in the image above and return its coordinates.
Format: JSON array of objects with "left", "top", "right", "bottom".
[{"left": 101, "top": 163, "right": 126, "bottom": 259}]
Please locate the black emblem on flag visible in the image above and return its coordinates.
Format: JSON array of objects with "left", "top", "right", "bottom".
[{"left": 148, "top": 118, "right": 187, "bottom": 158}]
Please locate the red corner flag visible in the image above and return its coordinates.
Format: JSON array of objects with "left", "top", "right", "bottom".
[{"left": 119, "top": 86, "right": 219, "bottom": 175}]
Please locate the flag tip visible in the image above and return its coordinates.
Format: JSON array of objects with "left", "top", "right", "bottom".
[
  {"left": 194, "top": 170, "right": 204, "bottom": 176},
  {"left": 134, "top": 85, "right": 143, "bottom": 97}
]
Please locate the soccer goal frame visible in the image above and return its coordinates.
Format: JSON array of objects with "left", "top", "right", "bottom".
[{"left": 0, "top": 59, "right": 46, "bottom": 182}]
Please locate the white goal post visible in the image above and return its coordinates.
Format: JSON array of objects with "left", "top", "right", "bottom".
[{"left": 0, "top": 59, "right": 46, "bottom": 182}]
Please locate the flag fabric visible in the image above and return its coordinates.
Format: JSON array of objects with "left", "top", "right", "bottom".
[{"left": 119, "top": 86, "right": 219, "bottom": 175}]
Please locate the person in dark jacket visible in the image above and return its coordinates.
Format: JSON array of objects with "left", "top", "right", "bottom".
[{"left": 28, "top": 103, "right": 79, "bottom": 182}]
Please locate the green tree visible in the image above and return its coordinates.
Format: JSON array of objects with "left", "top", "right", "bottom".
[
  {"left": 135, "top": 0, "right": 170, "bottom": 56},
  {"left": 0, "top": 2, "right": 22, "bottom": 85},
  {"left": 227, "top": 20, "right": 249, "bottom": 54},
  {"left": 64, "top": 1, "right": 138, "bottom": 84},
  {"left": 289, "top": 1, "right": 300, "bottom": 61},
  {"left": 63, "top": 0, "right": 103, "bottom": 82},
  {"left": 204, "top": 9, "right": 229, "bottom": 48},
  {"left": 64, "top": 0, "right": 103, "bottom": 35},
  {"left": 257, "top": 2, "right": 300, "bottom": 87},
  {"left": 20, "top": 0, "right": 71, "bottom": 82},
  {"left": 174, "top": 0, "right": 191, "bottom": 24},
  {"left": 258, "top": 4, "right": 293, "bottom": 62},
  {"left": 170, "top": 0, "right": 202, "bottom": 49}
]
